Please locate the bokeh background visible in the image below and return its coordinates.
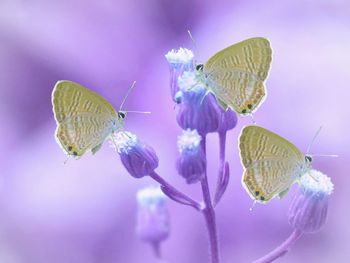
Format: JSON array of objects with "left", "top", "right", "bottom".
[{"left": 0, "top": 0, "right": 349, "bottom": 262}]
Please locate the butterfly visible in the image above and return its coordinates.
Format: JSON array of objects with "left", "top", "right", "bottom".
[
  {"left": 196, "top": 37, "right": 272, "bottom": 116},
  {"left": 239, "top": 125, "right": 312, "bottom": 203},
  {"left": 52, "top": 80, "right": 128, "bottom": 158}
]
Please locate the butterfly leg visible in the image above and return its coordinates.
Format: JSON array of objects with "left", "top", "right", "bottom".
[
  {"left": 109, "top": 135, "right": 118, "bottom": 149},
  {"left": 278, "top": 187, "right": 290, "bottom": 199},
  {"left": 200, "top": 89, "right": 211, "bottom": 105},
  {"left": 307, "top": 172, "right": 319, "bottom": 182},
  {"left": 91, "top": 143, "right": 103, "bottom": 154},
  {"left": 250, "top": 114, "right": 256, "bottom": 124},
  {"left": 63, "top": 156, "right": 70, "bottom": 164},
  {"left": 249, "top": 200, "right": 257, "bottom": 211}
]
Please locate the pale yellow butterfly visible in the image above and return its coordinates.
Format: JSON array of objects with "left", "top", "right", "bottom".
[
  {"left": 52, "top": 80, "right": 134, "bottom": 158},
  {"left": 239, "top": 125, "right": 312, "bottom": 203},
  {"left": 196, "top": 37, "right": 272, "bottom": 116}
]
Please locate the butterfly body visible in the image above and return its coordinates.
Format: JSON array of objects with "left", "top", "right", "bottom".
[
  {"left": 239, "top": 125, "right": 312, "bottom": 203},
  {"left": 196, "top": 37, "right": 272, "bottom": 116},
  {"left": 52, "top": 80, "right": 126, "bottom": 158}
]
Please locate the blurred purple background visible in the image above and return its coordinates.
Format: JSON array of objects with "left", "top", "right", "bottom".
[{"left": 0, "top": 0, "right": 349, "bottom": 262}]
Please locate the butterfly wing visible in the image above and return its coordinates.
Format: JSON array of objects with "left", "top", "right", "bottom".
[
  {"left": 52, "top": 80, "right": 118, "bottom": 157},
  {"left": 239, "top": 125, "right": 306, "bottom": 203},
  {"left": 204, "top": 37, "right": 272, "bottom": 115},
  {"left": 205, "top": 69, "right": 266, "bottom": 114}
]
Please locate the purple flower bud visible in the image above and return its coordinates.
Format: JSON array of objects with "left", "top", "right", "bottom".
[
  {"left": 112, "top": 131, "right": 159, "bottom": 178},
  {"left": 176, "top": 129, "right": 206, "bottom": 184},
  {"left": 165, "top": 48, "right": 194, "bottom": 101},
  {"left": 288, "top": 169, "right": 334, "bottom": 233},
  {"left": 176, "top": 71, "right": 220, "bottom": 135},
  {"left": 136, "top": 186, "right": 170, "bottom": 244}
]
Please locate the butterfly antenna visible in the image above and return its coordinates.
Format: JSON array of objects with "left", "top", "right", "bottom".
[
  {"left": 119, "top": 81, "right": 136, "bottom": 111},
  {"left": 187, "top": 30, "right": 202, "bottom": 63},
  {"left": 250, "top": 114, "right": 256, "bottom": 125},
  {"left": 311, "top": 154, "right": 339, "bottom": 158},
  {"left": 306, "top": 126, "right": 323, "bottom": 155},
  {"left": 125, "top": 110, "right": 151, "bottom": 114}
]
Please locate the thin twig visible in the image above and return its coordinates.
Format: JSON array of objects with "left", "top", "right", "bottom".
[
  {"left": 253, "top": 229, "right": 303, "bottom": 263},
  {"left": 200, "top": 134, "right": 220, "bottom": 263}
]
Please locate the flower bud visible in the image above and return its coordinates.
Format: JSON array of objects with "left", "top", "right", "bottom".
[
  {"left": 176, "top": 129, "right": 206, "bottom": 184},
  {"left": 288, "top": 169, "right": 334, "bottom": 233},
  {"left": 112, "top": 131, "right": 159, "bottom": 178},
  {"left": 216, "top": 106, "right": 237, "bottom": 133},
  {"left": 165, "top": 48, "right": 194, "bottom": 101},
  {"left": 136, "top": 186, "right": 170, "bottom": 244},
  {"left": 176, "top": 71, "right": 220, "bottom": 135}
]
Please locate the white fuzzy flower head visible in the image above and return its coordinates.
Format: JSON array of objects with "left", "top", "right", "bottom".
[
  {"left": 165, "top": 48, "right": 194, "bottom": 67},
  {"left": 177, "top": 129, "right": 202, "bottom": 154},
  {"left": 111, "top": 131, "right": 139, "bottom": 154},
  {"left": 300, "top": 169, "right": 334, "bottom": 196},
  {"left": 177, "top": 71, "right": 205, "bottom": 93}
]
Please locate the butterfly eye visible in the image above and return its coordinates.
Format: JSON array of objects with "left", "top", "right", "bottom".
[
  {"left": 118, "top": 112, "right": 126, "bottom": 119},
  {"left": 305, "top": 156, "right": 312, "bottom": 163},
  {"left": 196, "top": 64, "right": 204, "bottom": 71}
]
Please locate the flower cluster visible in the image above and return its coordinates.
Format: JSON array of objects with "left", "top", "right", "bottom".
[
  {"left": 164, "top": 47, "right": 239, "bottom": 262},
  {"left": 109, "top": 46, "right": 335, "bottom": 263},
  {"left": 165, "top": 48, "right": 236, "bottom": 202},
  {"left": 165, "top": 48, "right": 237, "bottom": 136}
]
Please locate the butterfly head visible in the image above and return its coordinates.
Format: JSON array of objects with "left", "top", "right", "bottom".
[
  {"left": 195, "top": 63, "right": 210, "bottom": 85},
  {"left": 111, "top": 111, "right": 127, "bottom": 132}
]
